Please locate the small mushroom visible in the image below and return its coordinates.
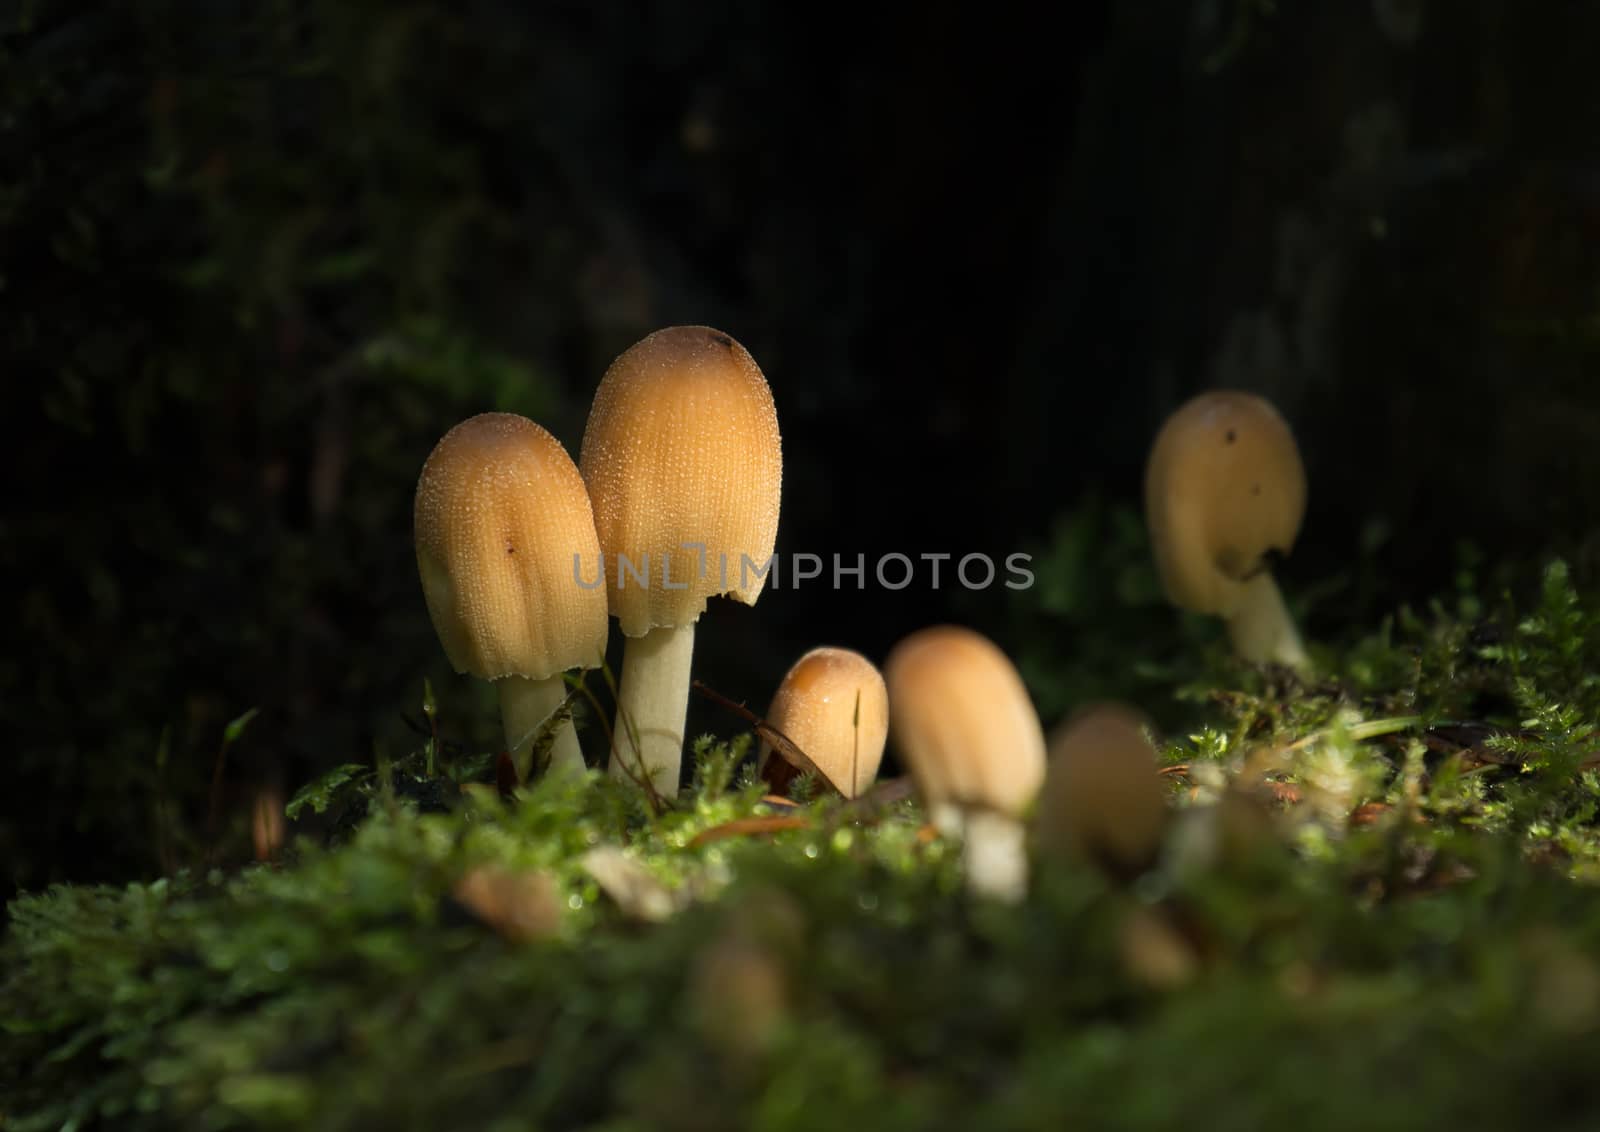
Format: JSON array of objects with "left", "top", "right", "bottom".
[
  {"left": 758, "top": 646, "right": 888, "bottom": 798},
  {"left": 451, "top": 865, "right": 563, "bottom": 943},
  {"left": 1036, "top": 704, "right": 1168, "bottom": 879},
  {"left": 580, "top": 326, "right": 782, "bottom": 797},
  {"left": 1144, "top": 390, "right": 1309, "bottom": 668},
  {"left": 1119, "top": 904, "right": 1198, "bottom": 990},
  {"left": 1166, "top": 787, "right": 1280, "bottom": 880},
  {"left": 884, "top": 625, "right": 1046, "bottom": 902},
  {"left": 251, "top": 785, "right": 285, "bottom": 863},
  {"left": 580, "top": 845, "right": 685, "bottom": 922},
  {"left": 690, "top": 929, "right": 789, "bottom": 1061},
  {"left": 414, "top": 413, "right": 608, "bottom": 778}
]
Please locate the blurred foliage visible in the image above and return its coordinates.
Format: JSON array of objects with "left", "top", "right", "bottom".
[
  {"left": 0, "top": 0, "right": 623, "bottom": 897},
  {"left": 8, "top": 559, "right": 1600, "bottom": 1128}
]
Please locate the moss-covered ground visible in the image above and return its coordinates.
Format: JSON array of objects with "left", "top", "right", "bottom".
[{"left": 8, "top": 559, "right": 1600, "bottom": 1130}]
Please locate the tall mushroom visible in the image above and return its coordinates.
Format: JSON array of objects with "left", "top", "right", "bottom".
[
  {"left": 1036, "top": 703, "right": 1168, "bottom": 879},
  {"left": 758, "top": 646, "right": 888, "bottom": 798},
  {"left": 580, "top": 326, "right": 781, "bottom": 797},
  {"left": 414, "top": 412, "right": 608, "bottom": 778},
  {"left": 1144, "top": 390, "right": 1309, "bottom": 668},
  {"left": 884, "top": 625, "right": 1047, "bottom": 902}
]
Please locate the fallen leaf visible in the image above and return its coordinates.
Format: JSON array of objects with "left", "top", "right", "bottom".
[{"left": 688, "top": 816, "right": 811, "bottom": 849}]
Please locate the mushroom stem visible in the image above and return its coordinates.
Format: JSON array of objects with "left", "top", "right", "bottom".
[
  {"left": 930, "top": 802, "right": 964, "bottom": 837},
  {"left": 499, "top": 675, "right": 585, "bottom": 780},
  {"left": 960, "top": 808, "right": 1029, "bottom": 903},
  {"left": 610, "top": 622, "right": 697, "bottom": 797},
  {"left": 1224, "top": 572, "right": 1309, "bottom": 669}
]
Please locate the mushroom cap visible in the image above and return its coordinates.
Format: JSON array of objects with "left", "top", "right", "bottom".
[
  {"left": 759, "top": 646, "right": 889, "bottom": 797},
  {"left": 414, "top": 412, "right": 608, "bottom": 681},
  {"left": 1144, "top": 391, "right": 1306, "bottom": 617},
  {"left": 1037, "top": 703, "right": 1168, "bottom": 874},
  {"left": 579, "top": 326, "right": 782, "bottom": 638},
  {"left": 883, "top": 626, "right": 1046, "bottom": 818}
]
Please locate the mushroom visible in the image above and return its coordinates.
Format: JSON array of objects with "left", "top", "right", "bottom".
[
  {"left": 1166, "top": 787, "right": 1279, "bottom": 880},
  {"left": 1144, "top": 390, "right": 1309, "bottom": 668},
  {"left": 414, "top": 412, "right": 608, "bottom": 778},
  {"left": 689, "top": 922, "right": 791, "bottom": 1061},
  {"left": 451, "top": 865, "right": 564, "bottom": 943},
  {"left": 884, "top": 625, "right": 1047, "bottom": 902},
  {"left": 757, "top": 646, "right": 888, "bottom": 798},
  {"left": 580, "top": 326, "right": 781, "bottom": 797},
  {"left": 1036, "top": 703, "right": 1168, "bottom": 879},
  {"left": 251, "top": 785, "right": 285, "bottom": 863}
]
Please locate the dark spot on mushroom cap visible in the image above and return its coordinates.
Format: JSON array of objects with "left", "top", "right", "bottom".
[
  {"left": 711, "top": 333, "right": 733, "bottom": 348},
  {"left": 1225, "top": 429, "right": 1237, "bottom": 444},
  {"left": 1252, "top": 483, "right": 1261, "bottom": 496},
  {"left": 506, "top": 541, "right": 516, "bottom": 555}
]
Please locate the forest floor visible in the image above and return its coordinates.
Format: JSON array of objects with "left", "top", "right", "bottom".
[{"left": 6, "top": 559, "right": 1600, "bottom": 1130}]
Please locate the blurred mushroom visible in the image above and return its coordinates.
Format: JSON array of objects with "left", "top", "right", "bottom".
[
  {"left": 1119, "top": 904, "right": 1198, "bottom": 990},
  {"left": 580, "top": 326, "right": 782, "bottom": 797},
  {"left": 1166, "top": 787, "right": 1282, "bottom": 880},
  {"left": 1036, "top": 704, "right": 1168, "bottom": 880},
  {"left": 884, "top": 625, "right": 1046, "bottom": 902},
  {"left": 580, "top": 846, "right": 683, "bottom": 922},
  {"left": 414, "top": 413, "right": 608, "bottom": 778},
  {"left": 758, "top": 646, "right": 888, "bottom": 798},
  {"left": 1144, "top": 390, "right": 1309, "bottom": 668},
  {"left": 451, "top": 865, "right": 563, "bottom": 943},
  {"left": 251, "top": 785, "right": 285, "bottom": 863},
  {"left": 1524, "top": 927, "right": 1600, "bottom": 1034},
  {"left": 690, "top": 930, "right": 788, "bottom": 1060}
]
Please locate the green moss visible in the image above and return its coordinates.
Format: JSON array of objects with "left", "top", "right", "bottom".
[{"left": 8, "top": 559, "right": 1600, "bottom": 1129}]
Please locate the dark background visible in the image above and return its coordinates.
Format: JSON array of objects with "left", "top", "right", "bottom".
[{"left": 5, "top": 0, "right": 1599, "bottom": 896}]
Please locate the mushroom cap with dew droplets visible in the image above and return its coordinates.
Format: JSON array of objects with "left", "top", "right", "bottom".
[
  {"left": 1037, "top": 703, "right": 1168, "bottom": 876},
  {"left": 760, "top": 646, "right": 888, "bottom": 798},
  {"left": 1144, "top": 391, "right": 1306, "bottom": 618},
  {"left": 580, "top": 326, "right": 782, "bottom": 639},
  {"left": 884, "top": 626, "right": 1046, "bottom": 820},
  {"left": 414, "top": 412, "right": 608, "bottom": 681}
]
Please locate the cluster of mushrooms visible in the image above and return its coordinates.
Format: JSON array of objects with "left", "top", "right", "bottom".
[{"left": 415, "top": 326, "right": 1310, "bottom": 900}]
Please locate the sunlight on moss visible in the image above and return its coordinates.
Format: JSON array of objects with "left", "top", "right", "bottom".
[{"left": 8, "top": 556, "right": 1600, "bottom": 1129}]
